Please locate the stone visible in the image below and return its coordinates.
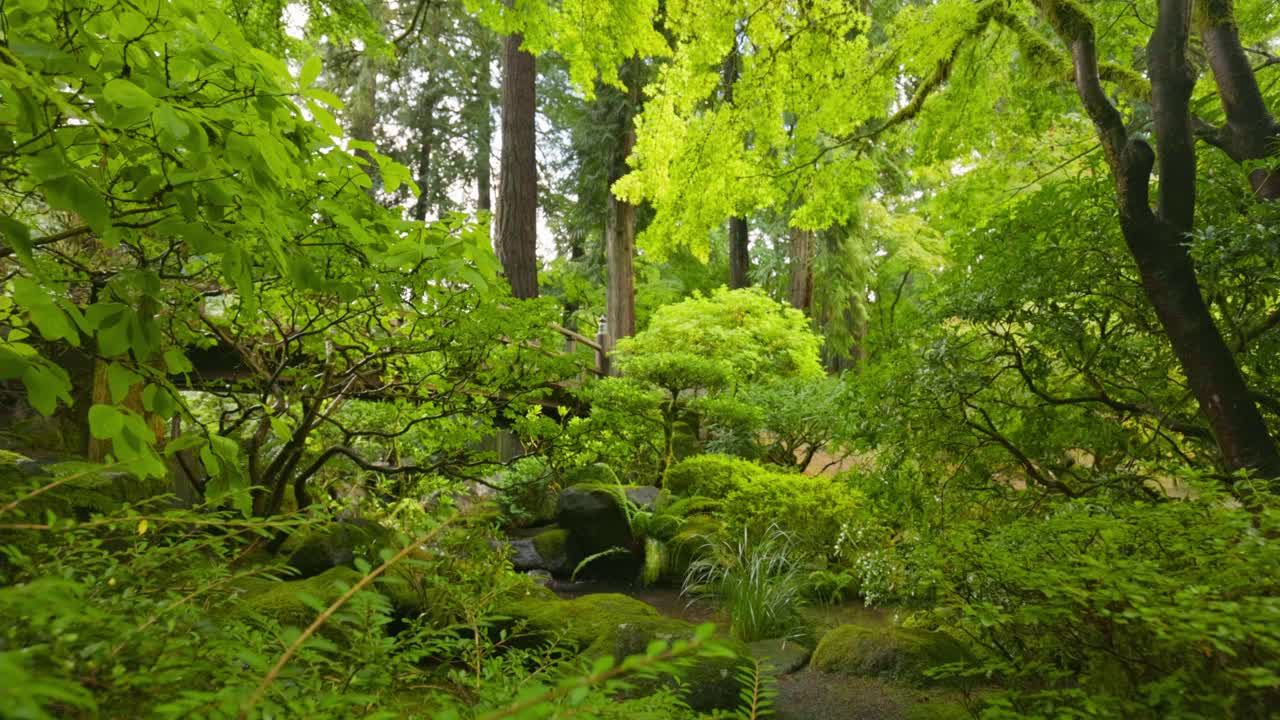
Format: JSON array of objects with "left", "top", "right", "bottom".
[
  {"left": 284, "top": 518, "right": 395, "bottom": 579},
  {"left": 810, "top": 622, "right": 972, "bottom": 685},
  {"left": 748, "top": 637, "right": 812, "bottom": 675},
  {"left": 556, "top": 485, "right": 631, "bottom": 553}
]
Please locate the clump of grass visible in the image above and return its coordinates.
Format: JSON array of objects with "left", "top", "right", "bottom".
[{"left": 682, "top": 525, "right": 809, "bottom": 643}]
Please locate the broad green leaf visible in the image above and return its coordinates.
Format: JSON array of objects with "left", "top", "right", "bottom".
[
  {"left": 42, "top": 175, "right": 110, "bottom": 235},
  {"left": 88, "top": 404, "right": 124, "bottom": 439},
  {"left": 299, "top": 55, "right": 323, "bottom": 88},
  {"left": 103, "top": 78, "right": 157, "bottom": 109}
]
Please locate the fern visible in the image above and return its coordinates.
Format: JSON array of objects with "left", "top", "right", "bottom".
[
  {"left": 571, "top": 546, "right": 631, "bottom": 581},
  {"left": 734, "top": 659, "right": 777, "bottom": 720}
]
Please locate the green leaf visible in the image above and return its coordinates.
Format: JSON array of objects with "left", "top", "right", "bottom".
[
  {"left": 13, "top": 277, "right": 78, "bottom": 344},
  {"left": 88, "top": 404, "right": 124, "bottom": 439},
  {"left": 107, "top": 362, "right": 141, "bottom": 404},
  {"left": 163, "top": 348, "right": 194, "bottom": 374},
  {"left": 153, "top": 104, "right": 189, "bottom": 141},
  {"left": 299, "top": 55, "right": 323, "bottom": 88},
  {"left": 0, "top": 215, "right": 32, "bottom": 259},
  {"left": 103, "top": 78, "right": 157, "bottom": 109},
  {"left": 22, "top": 363, "right": 71, "bottom": 415},
  {"left": 42, "top": 175, "right": 110, "bottom": 235}
]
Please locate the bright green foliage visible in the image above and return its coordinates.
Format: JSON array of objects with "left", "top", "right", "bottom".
[
  {"left": 666, "top": 454, "right": 766, "bottom": 498},
  {"left": 617, "top": 288, "right": 823, "bottom": 385},
  {"left": 721, "top": 472, "right": 869, "bottom": 560}
]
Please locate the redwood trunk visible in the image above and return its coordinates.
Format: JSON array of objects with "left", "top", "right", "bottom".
[
  {"left": 788, "top": 227, "right": 814, "bottom": 311},
  {"left": 495, "top": 28, "right": 538, "bottom": 299}
]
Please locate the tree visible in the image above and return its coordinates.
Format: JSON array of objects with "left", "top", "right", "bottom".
[
  {"left": 1030, "top": 0, "right": 1280, "bottom": 479},
  {"left": 494, "top": 17, "right": 540, "bottom": 299}
]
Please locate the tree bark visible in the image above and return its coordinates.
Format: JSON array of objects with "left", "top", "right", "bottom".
[
  {"left": 723, "top": 38, "right": 751, "bottom": 289},
  {"left": 606, "top": 61, "right": 642, "bottom": 349},
  {"left": 1038, "top": 0, "right": 1280, "bottom": 479},
  {"left": 411, "top": 95, "right": 437, "bottom": 222},
  {"left": 348, "top": 54, "right": 381, "bottom": 196},
  {"left": 728, "top": 217, "right": 751, "bottom": 288},
  {"left": 788, "top": 227, "right": 814, "bottom": 312},
  {"left": 495, "top": 26, "right": 538, "bottom": 299}
]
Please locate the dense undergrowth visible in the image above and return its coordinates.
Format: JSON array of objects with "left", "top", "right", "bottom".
[{"left": 3, "top": 0, "right": 1280, "bottom": 718}]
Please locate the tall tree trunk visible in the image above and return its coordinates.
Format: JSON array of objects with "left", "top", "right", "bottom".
[
  {"left": 495, "top": 25, "right": 539, "bottom": 299},
  {"left": 788, "top": 227, "right": 814, "bottom": 312},
  {"left": 728, "top": 217, "right": 751, "bottom": 288},
  {"left": 412, "top": 95, "right": 437, "bottom": 222},
  {"left": 1039, "top": 0, "right": 1280, "bottom": 479},
  {"left": 722, "top": 37, "right": 751, "bottom": 289},
  {"left": 348, "top": 54, "right": 381, "bottom": 195},
  {"left": 605, "top": 61, "right": 642, "bottom": 349}
]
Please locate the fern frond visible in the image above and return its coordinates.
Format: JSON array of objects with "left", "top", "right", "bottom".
[{"left": 571, "top": 546, "right": 631, "bottom": 581}]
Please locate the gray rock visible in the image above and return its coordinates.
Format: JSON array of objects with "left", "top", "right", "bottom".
[
  {"left": 508, "top": 538, "right": 543, "bottom": 571},
  {"left": 748, "top": 638, "right": 812, "bottom": 675},
  {"left": 623, "top": 485, "right": 660, "bottom": 510},
  {"left": 556, "top": 486, "right": 632, "bottom": 554}
]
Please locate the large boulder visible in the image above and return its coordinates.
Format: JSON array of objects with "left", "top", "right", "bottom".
[
  {"left": 284, "top": 519, "right": 395, "bottom": 579},
  {"left": 0, "top": 451, "right": 172, "bottom": 521},
  {"left": 499, "top": 592, "right": 749, "bottom": 712},
  {"left": 234, "top": 566, "right": 371, "bottom": 630},
  {"left": 555, "top": 484, "right": 658, "bottom": 578},
  {"left": 810, "top": 623, "right": 972, "bottom": 685}
]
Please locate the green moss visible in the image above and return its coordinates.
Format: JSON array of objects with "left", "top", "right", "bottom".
[
  {"left": 531, "top": 527, "right": 569, "bottom": 560},
  {"left": 499, "top": 591, "right": 749, "bottom": 712},
  {"left": 811, "top": 622, "right": 972, "bottom": 685},
  {"left": 1, "top": 454, "right": 171, "bottom": 521},
  {"left": 906, "top": 699, "right": 971, "bottom": 720},
  {"left": 665, "top": 454, "right": 764, "bottom": 497},
  {"left": 238, "top": 566, "right": 367, "bottom": 628}
]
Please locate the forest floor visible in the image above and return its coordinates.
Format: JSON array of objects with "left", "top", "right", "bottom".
[{"left": 554, "top": 583, "right": 967, "bottom": 720}]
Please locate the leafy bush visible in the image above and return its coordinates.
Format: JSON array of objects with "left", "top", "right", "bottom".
[
  {"left": 666, "top": 454, "right": 766, "bottom": 498},
  {"left": 901, "top": 495, "right": 1280, "bottom": 718},
  {"left": 683, "top": 526, "right": 810, "bottom": 643},
  {"left": 616, "top": 287, "right": 823, "bottom": 385},
  {"left": 721, "top": 472, "right": 871, "bottom": 560},
  {"left": 493, "top": 456, "right": 559, "bottom": 527}
]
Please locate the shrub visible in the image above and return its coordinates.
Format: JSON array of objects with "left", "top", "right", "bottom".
[
  {"left": 666, "top": 454, "right": 766, "bottom": 498},
  {"left": 494, "top": 456, "right": 559, "bottom": 527},
  {"left": 722, "top": 472, "right": 870, "bottom": 560},
  {"left": 902, "top": 495, "right": 1280, "bottom": 718}
]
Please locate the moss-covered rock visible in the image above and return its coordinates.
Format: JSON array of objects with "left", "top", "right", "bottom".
[
  {"left": 283, "top": 519, "right": 395, "bottom": 579},
  {"left": 236, "top": 566, "right": 369, "bottom": 628},
  {"left": 810, "top": 623, "right": 972, "bottom": 684},
  {"left": 665, "top": 455, "right": 764, "bottom": 498},
  {"left": 530, "top": 526, "right": 573, "bottom": 575},
  {"left": 0, "top": 452, "right": 172, "bottom": 521},
  {"left": 555, "top": 485, "right": 657, "bottom": 578},
  {"left": 498, "top": 592, "right": 748, "bottom": 712}
]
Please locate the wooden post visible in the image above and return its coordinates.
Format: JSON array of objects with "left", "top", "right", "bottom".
[{"left": 595, "top": 316, "right": 611, "bottom": 377}]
